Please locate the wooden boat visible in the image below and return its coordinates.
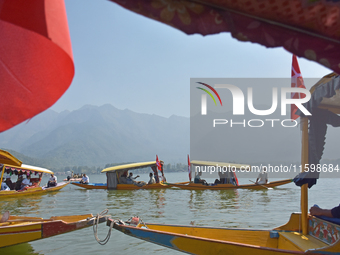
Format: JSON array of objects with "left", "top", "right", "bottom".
[
  {"left": 71, "top": 182, "right": 107, "bottom": 190},
  {"left": 63, "top": 177, "right": 82, "bottom": 182},
  {"left": 0, "top": 211, "right": 108, "bottom": 248},
  {"left": 167, "top": 160, "right": 292, "bottom": 190},
  {"left": 0, "top": 150, "right": 69, "bottom": 198},
  {"left": 104, "top": 74, "right": 340, "bottom": 254},
  {"left": 71, "top": 161, "right": 184, "bottom": 190},
  {"left": 108, "top": 212, "right": 340, "bottom": 255},
  {"left": 168, "top": 179, "right": 292, "bottom": 190}
]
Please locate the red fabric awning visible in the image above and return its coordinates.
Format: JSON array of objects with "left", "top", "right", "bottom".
[
  {"left": 110, "top": 0, "right": 340, "bottom": 73},
  {"left": 0, "top": 0, "right": 74, "bottom": 132}
]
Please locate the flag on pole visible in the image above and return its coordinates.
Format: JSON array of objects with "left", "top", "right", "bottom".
[
  {"left": 291, "top": 55, "right": 306, "bottom": 120},
  {"left": 188, "top": 155, "right": 192, "bottom": 182},
  {"left": 156, "top": 155, "right": 162, "bottom": 171}
]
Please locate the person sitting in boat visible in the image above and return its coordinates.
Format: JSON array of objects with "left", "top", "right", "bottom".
[
  {"left": 310, "top": 204, "right": 340, "bottom": 218},
  {"left": 255, "top": 166, "right": 268, "bottom": 184},
  {"left": 21, "top": 175, "right": 32, "bottom": 189},
  {"left": 148, "top": 172, "right": 156, "bottom": 184},
  {"left": 14, "top": 172, "right": 23, "bottom": 190},
  {"left": 1, "top": 179, "right": 10, "bottom": 190},
  {"left": 127, "top": 172, "right": 140, "bottom": 184},
  {"left": 47, "top": 174, "right": 57, "bottom": 187},
  {"left": 80, "top": 173, "right": 89, "bottom": 184},
  {"left": 194, "top": 171, "right": 207, "bottom": 185},
  {"left": 119, "top": 172, "right": 128, "bottom": 184},
  {"left": 4, "top": 169, "right": 13, "bottom": 190}
]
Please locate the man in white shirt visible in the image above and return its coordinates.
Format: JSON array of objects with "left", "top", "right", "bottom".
[
  {"left": 80, "top": 174, "right": 89, "bottom": 184},
  {"left": 256, "top": 166, "right": 268, "bottom": 184},
  {"left": 21, "top": 175, "right": 32, "bottom": 189},
  {"left": 47, "top": 174, "right": 57, "bottom": 187},
  {"left": 148, "top": 173, "right": 156, "bottom": 184}
]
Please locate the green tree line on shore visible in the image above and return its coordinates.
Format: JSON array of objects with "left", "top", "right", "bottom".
[{"left": 52, "top": 163, "right": 188, "bottom": 175}]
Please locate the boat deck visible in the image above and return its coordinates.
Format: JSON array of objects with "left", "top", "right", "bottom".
[{"left": 279, "top": 232, "right": 327, "bottom": 251}]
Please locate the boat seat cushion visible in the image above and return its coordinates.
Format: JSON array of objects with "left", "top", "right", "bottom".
[{"left": 316, "top": 215, "right": 340, "bottom": 225}]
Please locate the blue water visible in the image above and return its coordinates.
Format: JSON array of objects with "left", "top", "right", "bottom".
[{"left": 0, "top": 172, "right": 338, "bottom": 254}]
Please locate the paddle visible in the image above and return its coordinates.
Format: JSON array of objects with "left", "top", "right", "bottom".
[
  {"left": 249, "top": 180, "right": 273, "bottom": 190},
  {"left": 6, "top": 218, "right": 54, "bottom": 222}
]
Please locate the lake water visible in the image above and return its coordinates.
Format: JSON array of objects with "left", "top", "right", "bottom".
[{"left": 0, "top": 172, "right": 338, "bottom": 255}]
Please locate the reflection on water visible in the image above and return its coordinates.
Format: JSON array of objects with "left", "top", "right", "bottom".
[
  {"left": 1, "top": 243, "right": 41, "bottom": 255},
  {"left": 0, "top": 173, "right": 338, "bottom": 255},
  {"left": 1, "top": 196, "right": 41, "bottom": 216}
]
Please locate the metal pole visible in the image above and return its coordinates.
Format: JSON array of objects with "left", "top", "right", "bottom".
[{"left": 301, "top": 117, "right": 309, "bottom": 235}]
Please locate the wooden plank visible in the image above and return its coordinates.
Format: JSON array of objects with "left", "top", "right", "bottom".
[{"left": 279, "top": 232, "right": 327, "bottom": 251}]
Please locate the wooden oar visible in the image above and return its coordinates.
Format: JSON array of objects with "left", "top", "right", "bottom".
[
  {"left": 249, "top": 180, "right": 273, "bottom": 190},
  {"left": 6, "top": 218, "right": 54, "bottom": 222}
]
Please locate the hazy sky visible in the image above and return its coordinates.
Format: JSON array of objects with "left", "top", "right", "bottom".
[{"left": 52, "top": 0, "right": 331, "bottom": 118}]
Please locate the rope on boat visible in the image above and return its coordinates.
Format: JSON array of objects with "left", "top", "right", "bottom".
[{"left": 93, "top": 209, "right": 113, "bottom": 245}]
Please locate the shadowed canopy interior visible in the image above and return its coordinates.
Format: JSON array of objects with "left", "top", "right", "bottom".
[{"left": 294, "top": 73, "right": 340, "bottom": 188}]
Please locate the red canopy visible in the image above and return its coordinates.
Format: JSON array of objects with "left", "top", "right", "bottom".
[
  {"left": 110, "top": 0, "right": 340, "bottom": 73},
  {"left": 0, "top": 0, "right": 74, "bottom": 132},
  {"left": 1, "top": 0, "right": 339, "bottom": 132}
]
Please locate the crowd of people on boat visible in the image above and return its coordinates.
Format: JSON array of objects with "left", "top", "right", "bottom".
[
  {"left": 193, "top": 166, "right": 268, "bottom": 186},
  {"left": 0, "top": 168, "right": 62, "bottom": 191},
  {"left": 193, "top": 170, "right": 239, "bottom": 186},
  {"left": 0, "top": 168, "right": 44, "bottom": 191}
]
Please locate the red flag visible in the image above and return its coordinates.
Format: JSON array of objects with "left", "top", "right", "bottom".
[
  {"left": 291, "top": 55, "right": 306, "bottom": 120},
  {"left": 188, "top": 155, "right": 192, "bottom": 182},
  {"left": 156, "top": 155, "right": 162, "bottom": 171}
]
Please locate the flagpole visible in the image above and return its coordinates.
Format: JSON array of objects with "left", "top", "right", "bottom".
[
  {"left": 301, "top": 117, "right": 309, "bottom": 235},
  {"left": 187, "top": 155, "right": 192, "bottom": 182}
]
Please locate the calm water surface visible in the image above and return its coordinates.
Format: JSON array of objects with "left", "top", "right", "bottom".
[{"left": 0, "top": 172, "right": 338, "bottom": 255}]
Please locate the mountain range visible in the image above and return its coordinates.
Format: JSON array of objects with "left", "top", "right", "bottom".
[
  {"left": 0, "top": 104, "right": 338, "bottom": 171},
  {"left": 0, "top": 104, "right": 189, "bottom": 168}
]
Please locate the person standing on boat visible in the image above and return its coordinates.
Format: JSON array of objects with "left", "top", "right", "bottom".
[
  {"left": 47, "top": 174, "right": 57, "bottom": 187},
  {"left": 148, "top": 172, "right": 156, "bottom": 184},
  {"left": 80, "top": 173, "right": 89, "bottom": 184},
  {"left": 255, "top": 166, "right": 268, "bottom": 184}
]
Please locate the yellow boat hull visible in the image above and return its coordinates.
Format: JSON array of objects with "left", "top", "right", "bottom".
[
  {"left": 167, "top": 179, "right": 292, "bottom": 190},
  {"left": 0, "top": 213, "right": 107, "bottom": 248},
  {"left": 109, "top": 213, "right": 340, "bottom": 254},
  {"left": 0, "top": 182, "right": 69, "bottom": 198}
]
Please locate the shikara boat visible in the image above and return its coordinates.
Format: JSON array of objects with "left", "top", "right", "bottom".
[
  {"left": 167, "top": 160, "right": 292, "bottom": 190},
  {"left": 0, "top": 211, "right": 108, "bottom": 248},
  {"left": 168, "top": 179, "right": 292, "bottom": 190},
  {"left": 72, "top": 161, "right": 187, "bottom": 190},
  {"left": 104, "top": 74, "right": 340, "bottom": 254},
  {"left": 0, "top": 150, "right": 69, "bottom": 198}
]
